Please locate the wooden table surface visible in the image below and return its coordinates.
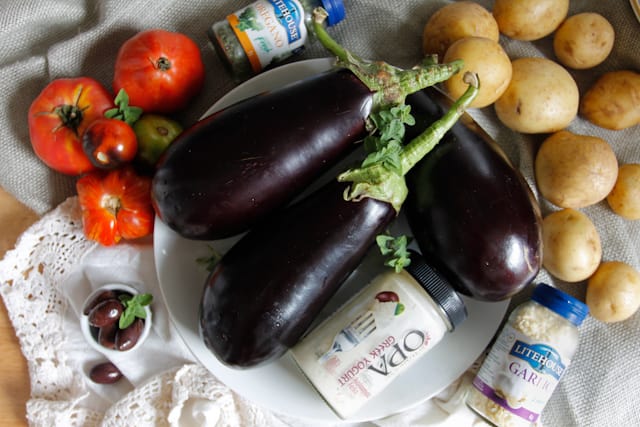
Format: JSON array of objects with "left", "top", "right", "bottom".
[{"left": 0, "top": 187, "right": 40, "bottom": 427}]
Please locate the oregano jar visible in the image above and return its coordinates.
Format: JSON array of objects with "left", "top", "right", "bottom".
[{"left": 209, "top": 0, "right": 346, "bottom": 81}]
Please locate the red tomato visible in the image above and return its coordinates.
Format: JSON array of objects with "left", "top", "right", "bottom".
[
  {"left": 76, "top": 167, "right": 154, "bottom": 246},
  {"left": 28, "top": 78, "right": 115, "bottom": 175},
  {"left": 82, "top": 118, "right": 138, "bottom": 169},
  {"left": 113, "top": 29, "right": 205, "bottom": 113}
]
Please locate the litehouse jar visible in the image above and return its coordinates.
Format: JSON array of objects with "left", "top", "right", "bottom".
[
  {"left": 209, "top": 0, "right": 346, "bottom": 81},
  {"left": 290, "top": 250, "right": 467, "bottom": 419},
  {"left": 466, "top": 283, "right": 589, "bottom": 427}
]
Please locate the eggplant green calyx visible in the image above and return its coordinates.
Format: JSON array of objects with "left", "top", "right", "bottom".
[
  {"left": 312, "top": 7, "right": 464, "bottom": 113},
  {"left": 338, "top": 72, "right": 480, "bottom": 214}
]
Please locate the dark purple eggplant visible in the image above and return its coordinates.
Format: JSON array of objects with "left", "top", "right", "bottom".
[
  {"left": 404, "top": 88, "right": 543, "bottom": 302},
  {"left": 152, "top": 15, "right": 463, "bottom": 241},
  {"left": 153, "top": 69, "right": 373, "bottom": 240},
  {"left": 199, "top": 74, "right": 480, "bottom": 368},
  {"left": 200, "top": 180, "right": 395, "bottom": 367}
]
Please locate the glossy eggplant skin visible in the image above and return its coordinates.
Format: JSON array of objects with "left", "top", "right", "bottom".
[
  {"left": 404, "top": 89, "right": 542, "bottom": 302},
  {"left": 152, "top": 69, "right": 373, "bottom": 240},
  {"left": 199, "top": 180, "right": 396, "bottom": 368}
]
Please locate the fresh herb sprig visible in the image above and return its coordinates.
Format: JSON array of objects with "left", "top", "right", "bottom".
[
  {"left": 105, "top": 89, "right": 143, "bottom": 126},
  {"left": 377, "top": 234, "right": 412, "bottom": 272},
  {"left": 118, "top": 292, "right": 153, "bottom": 329}
]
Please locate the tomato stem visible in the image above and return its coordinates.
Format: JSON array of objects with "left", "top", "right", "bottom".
[
  {"left": 101, "top": 194, "right": 122, "bottom": 216},
  {"left": 156, "top": 57, "right": 172, "bottom": 71}
]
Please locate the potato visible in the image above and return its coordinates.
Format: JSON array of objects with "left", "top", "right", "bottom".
[
  {"left": 493, "top": 0, "right": 569, "bottom": 41},
  {"left": 607, "top": 164, "right": 640, "bottom": 220},
  {"left": 542, "top": 208, "right": 602, "bottom": 283},
  {"left": 422, "top": 1, "right": 499, "bottom": 59},
  {"left": 553, "top": 13, "right": 615, "bottom": 70},
  {"left": 443, "top": 37, "right": 512, "bottom": 108},
  {"left": 587, "top": 261, "right": 640, "bottom": 323},
  {"left": 535, "top": 130, "right": 618, "bottom": 209},
  {"left": 580, "top": 70, "right": 640, "bottom": 130},
  {"left": 494, "top": 57, "right": 579, "bottom": 133}
]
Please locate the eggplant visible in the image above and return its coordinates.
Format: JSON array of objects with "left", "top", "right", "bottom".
[
  {"left": 153, "top": 69, "right": 371, "bottom": 239},
  {"left": 199, "top": 75, "right": 480, "bottom": 368},
  {"left": 152, "top": 16, "right": 463, "bottom": 241},
  {"left": 404, "top": 88, "right": 543, "bottom": 302},
  {"left": 200, "top": 179, "right": 395, "bottom": 367}
]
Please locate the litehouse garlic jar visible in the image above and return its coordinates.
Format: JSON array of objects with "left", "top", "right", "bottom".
[
  {"left": 290, "top": 250, "right": 467, "bottom": 419},
  {"left": 466, "top": 283, "right": 589, "bottom": 427}
]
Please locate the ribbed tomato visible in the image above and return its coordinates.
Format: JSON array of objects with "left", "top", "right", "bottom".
[
  {"left": 28, "top": 77, "right": 115, "bottom": 175},
  {"left": 76, "top": 167, "right": 154, "bottom": 246},
  {"left": 112, "top": 29, "right": 205, "bottom": 114}
]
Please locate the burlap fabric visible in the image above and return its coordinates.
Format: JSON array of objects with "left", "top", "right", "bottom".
[{"left": 1, "top": 1, "right": 639, "bottom": 425}]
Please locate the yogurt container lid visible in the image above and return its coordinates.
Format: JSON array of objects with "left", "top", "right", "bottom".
[{"left": 405, "top": 250, "right": 467, "bottom": 330}]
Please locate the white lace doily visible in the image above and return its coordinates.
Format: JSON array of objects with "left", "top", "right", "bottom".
[{"left": 0, "top": 198, "right": 317, "bottom": 427}]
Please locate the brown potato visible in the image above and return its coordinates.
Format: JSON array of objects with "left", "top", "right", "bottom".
[
  {"left": 535, "top": 130, "right": 618, "bottom": 209},
  {"left": 494, "top": 58, "right": 579, "bottom": 133},
  {"left": 607, "top": 164, "right": 640, "bottom": 220},
  {"left": 422, "top": 1, "right": 499, "bottom": 60},
  {"left": 542, "top": 208, "right": 602, "bottom": 283},
  {"left": 443, "top": 37, "right": 512, "bottom": 108},
  {"left": 587, "top": 261, "right": 640, "bottom": 323},
  {"left": 580, "top": 70, "right": 640, "bottom": 130},
  {"left": 493, "top": 0, "right": 569, "bottom": 41},
  {"left": 553, "top": 13, "right": 615, "bottom": 70}
]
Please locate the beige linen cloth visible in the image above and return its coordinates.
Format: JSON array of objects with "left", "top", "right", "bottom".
[{"left": 1, "top": 0, "right": 639, "bottom": 425}]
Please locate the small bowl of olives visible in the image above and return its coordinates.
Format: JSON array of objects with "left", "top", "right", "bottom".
[{"left": 81, "top": 283, "right": 153, "bottom": 354}]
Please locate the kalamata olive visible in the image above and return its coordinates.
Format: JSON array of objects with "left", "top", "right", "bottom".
[
  {"left": 88, "top": 299, "right": 123, "bottom": 328},
  {"left": 83, "top": 290, "right": 118, "bottom": 315},
  {"left": 98, "top": 323, "right": 118, "bottom": 350},
  {"left": 375, "top": 291, "right": 399, "bottom": 302},
  {"left": 89, "top": 361, "right": 123, "bottom": 384},
  {"left": 115, "top": 318, "right": 144, "bottom": 351}
]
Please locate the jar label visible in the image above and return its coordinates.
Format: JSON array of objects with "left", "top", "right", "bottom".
[
  {"left": 472, "top": 325, "right": 570, "bottom": 424},
  {"left": 226, "top": 0, "right": 308, "bottom": 73}
]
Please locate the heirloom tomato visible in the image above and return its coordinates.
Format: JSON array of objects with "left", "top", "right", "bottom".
[
  {"left": 82, "top": 117, "right": 138, "bottom": 169},
  {"left": 28, "top": 77, "right": 115, "bottom": 175},
  {"left": 112, "top": 29, "right": 205, "bottom": 113},
  {"left": 76, "top": 166, "right": 154, "bottom": 246}
]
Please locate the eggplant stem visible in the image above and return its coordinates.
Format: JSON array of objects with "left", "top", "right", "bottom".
[
  {"left": 312, "top": 8, "right": 463, "bottom": 110},
  {"left": 338, "top": 72, "right": 480, "bottom": 213},
  {"left": 400, "top": 72, "right": 480, "bottom": 174}
]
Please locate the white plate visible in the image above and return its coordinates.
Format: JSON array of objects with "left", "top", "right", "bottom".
[{"left": 153, "top": 58, "right": 510, "bottom": 424}]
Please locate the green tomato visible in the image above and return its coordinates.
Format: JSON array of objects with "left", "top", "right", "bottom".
[{"left": 133, "top": 114, "right": 183, "bottom": 167}]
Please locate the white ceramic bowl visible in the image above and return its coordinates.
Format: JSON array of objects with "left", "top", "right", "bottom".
[{"left": 80, "top": 283, "right": 152, "bottom": 356}]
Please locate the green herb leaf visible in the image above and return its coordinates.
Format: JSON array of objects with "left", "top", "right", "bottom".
[
  {"left": 105, "top": 89, "right": 143, "bottom": 126},
  {"left": 394, "top": 303, "right": 405, "bottom": 316},
  {"left": 119, "top": 309, "right": 136, "bottom": 329},
  {"left": 376, "top": 234, "right": 412, "bottom": 273},
  {"left": 196, "top": 245, "right": 223, "bottom": 272},
  {"left": 118, "top": 292, "right": 153, "bottom": 329}
]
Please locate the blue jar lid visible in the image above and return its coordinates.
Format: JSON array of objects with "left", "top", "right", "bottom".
[
  {"left": 321, "top": 0, "right": 346, "bottom": 26},
  {"left": 532, "top": 283, "right": 589, "bottom": 326}
]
